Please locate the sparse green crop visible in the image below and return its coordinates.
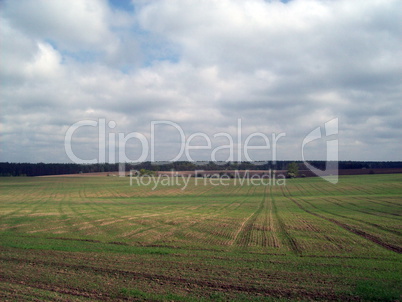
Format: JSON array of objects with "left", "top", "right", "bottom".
[{"left": 1, "top": 174, "right": 401, "bottom": 301}]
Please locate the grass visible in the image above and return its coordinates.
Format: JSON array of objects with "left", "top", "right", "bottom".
[{"left": 0, "top": 174, "right": 401, "bottom": 301}]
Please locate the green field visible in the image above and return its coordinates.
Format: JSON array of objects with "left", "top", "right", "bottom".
[{"left": 1, "top": 174, "right": 401, "bottom": 301}]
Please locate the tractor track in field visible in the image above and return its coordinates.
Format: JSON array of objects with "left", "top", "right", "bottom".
[
  {"left": 232, "top": 186, "right": 265, "bottom": 246},
  {"left": 231, "top": 207, "right": 260, "bottom": 247},
  {"left": 282, "top": 186, "right": 402, "bottom": 237},
  {"left": 221, "top": 184, "right": 256, "bottom": 212},
  {"left": 292, "top": 184, "right": 314, "bottom": 196},
  {"left": 299, "top": 196, "right": 402, "bottom": 237},
  {"left": 365, "top": 196, "right": 402, "bottom": 208},
  {"left": 231, "top": 185, "right": 280, "bottom": 247},
  {"left": 302, "top": 185, "right": 401, "bottom": 219},
  {"left": 307, "top": 183, "right": 348, "bottom": 197},
  {"left": 327, "top": 196, "right": 402, "bottom": 222},
  {"left": 283, "top": 194, "right": 402, "bottom": 254},
  {"left": 222, "top": 185, "right": 257, "bottom": 246},
  {"left": 271, "top": 187, "right": 302, "bottom": 255}
]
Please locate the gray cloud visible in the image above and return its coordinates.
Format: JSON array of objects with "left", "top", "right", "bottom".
[{"left": 1, "top": 0, "right": 401, "bottom": 163}]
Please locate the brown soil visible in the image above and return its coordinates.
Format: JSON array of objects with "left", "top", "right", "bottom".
[{"left": 38, "top": 168, "right": 402, "bottom": 178}]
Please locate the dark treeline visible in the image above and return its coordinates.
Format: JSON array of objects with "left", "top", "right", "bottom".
[
  {"left": 0, "top": 162, "right": 120, "bottom": 177},
  {"left": 1, "top": 161, "right": 402, "bottom": 177}
]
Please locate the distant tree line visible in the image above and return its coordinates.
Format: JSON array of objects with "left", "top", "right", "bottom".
[
  {"left": 1, "top": 161, "right": 402, "bottom": 177},
  {"left": 0, "top": 162, "right": 120, "bottom": 177}
]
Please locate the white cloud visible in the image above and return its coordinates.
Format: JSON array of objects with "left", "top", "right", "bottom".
[
  {"left": 25, "top": 42, "right": 64, "bottom": 79},
  {"left": 0, "top": 0, "right": 401, "bottom": 163},
  {"left": 2, "top": 0, "right": 112, "bottom": 49}
]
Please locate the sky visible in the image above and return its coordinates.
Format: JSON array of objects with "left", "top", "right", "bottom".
[{"left": 1, "top": 0, "right": 401, "bottom": 164}]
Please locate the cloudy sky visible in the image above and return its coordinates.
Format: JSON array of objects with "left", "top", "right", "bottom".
[{"left": 1, "top": 0, "right": 401, "bottom": 164}]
